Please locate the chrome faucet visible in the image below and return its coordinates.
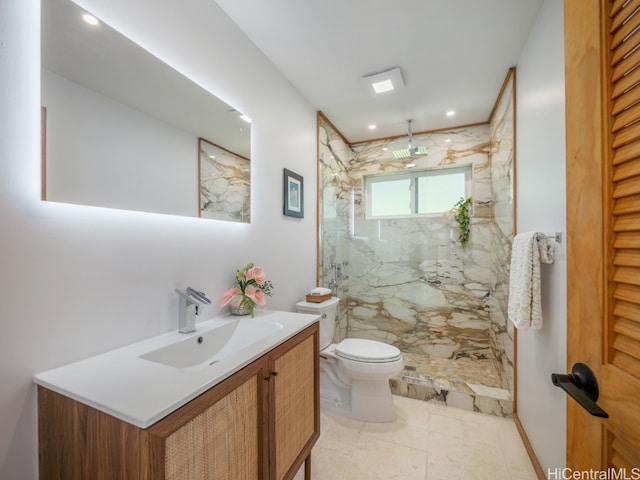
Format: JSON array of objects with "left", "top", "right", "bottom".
[{"left": 175, "top": 287, "right": 211, "bottom": 333}]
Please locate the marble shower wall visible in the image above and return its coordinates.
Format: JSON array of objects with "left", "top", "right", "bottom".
[
  {"left": 491, "top": 71, "right": 516, "bottom": 238},
  {"left": 318, "top": 81, "right": 515, "bottom": 389},
  {"left": 345, "top": 125, "right": 494, "bottom": 361},
  {"left": 318, "top": 118, "right": 354, "bottom": 341},
  {"left": 488, "top": 71, "right": 516, "bottom": 392}
]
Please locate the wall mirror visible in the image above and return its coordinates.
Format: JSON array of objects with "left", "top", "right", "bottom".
[{"left": 41, "top": 0, "right": 251, "bottom": 222}]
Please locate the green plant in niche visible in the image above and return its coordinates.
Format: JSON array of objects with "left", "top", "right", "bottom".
[{"left": 452, "top": 196, "right": 472, "bottom": 247}]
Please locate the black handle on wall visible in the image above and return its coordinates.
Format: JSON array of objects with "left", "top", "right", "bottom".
[{"left": 551, "top": 363, "right": 609, "bottom": 418}]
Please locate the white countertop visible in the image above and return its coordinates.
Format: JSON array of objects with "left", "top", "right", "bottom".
[{"left": 33, "top": 309, "right": 319, "bottom": 428}]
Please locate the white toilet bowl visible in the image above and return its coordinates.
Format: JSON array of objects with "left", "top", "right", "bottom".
[{"left": 296, "top": 298, "right": 404, "bottom": 422}]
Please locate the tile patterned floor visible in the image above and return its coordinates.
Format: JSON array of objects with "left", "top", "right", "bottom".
[
  {"left": 401, "top": 352, "right": 502, "bottom": 388},
  {"left": 297, "top": 395, "right": 537, "bottom": 480},
  {"left": 392, "top": 353, "right": 513, "bottom": 417}
]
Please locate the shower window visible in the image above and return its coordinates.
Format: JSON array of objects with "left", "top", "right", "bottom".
[{"left": 364, "top": 165, "right": 472, "bottom": 218}]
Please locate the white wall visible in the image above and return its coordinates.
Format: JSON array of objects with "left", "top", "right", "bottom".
[
  {"left": 0, "top": 0, "right": 317, "bottom": 478},
  {"left": 515, "top": 0, "right": 567, "bottom": 472}
]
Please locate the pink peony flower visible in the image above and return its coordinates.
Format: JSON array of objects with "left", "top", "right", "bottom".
[
  {"left": 246, "top": 266, "right": 266, "bottom": 285},
  {"left": 244, "top": 285, "right": 267, "bottom": 307},
  {"left": 221, "top": 263, "right": 273, "bottom": 316},
  {"left": 220, "top": 286, "right": 242, "bottom": 307}
]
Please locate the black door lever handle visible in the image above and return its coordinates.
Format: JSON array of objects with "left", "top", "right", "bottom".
[{"left": 551, "top": 363, "right": 609, "bottom": 418}]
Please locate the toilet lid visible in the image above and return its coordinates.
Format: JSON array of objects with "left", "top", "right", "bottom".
[{"left": 334, "top": 338, "right": 402, "bottom": 363}]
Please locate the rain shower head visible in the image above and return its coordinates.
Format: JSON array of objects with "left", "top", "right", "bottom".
[{"left": 392, "top": 119, "right": 428, "bottom": 159}]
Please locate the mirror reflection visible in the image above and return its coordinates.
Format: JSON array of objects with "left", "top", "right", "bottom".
[
  {"left": 41, "top": 0, "right": 251, "bottom": 221},
  {"left": 199, "top": 138, "right": 250, "bottom": 222}
]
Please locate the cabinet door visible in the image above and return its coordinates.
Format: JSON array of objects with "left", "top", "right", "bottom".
[
  {"left": 153, "top": 358, "right": 268, "bottom": 480},
  {"left": 270, "top": 324, "right": 319, "bottom": 480}
]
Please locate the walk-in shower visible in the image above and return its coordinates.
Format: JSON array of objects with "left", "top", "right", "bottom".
[{"left": 316, "top": 71, "right": 516, "bottom": 417}]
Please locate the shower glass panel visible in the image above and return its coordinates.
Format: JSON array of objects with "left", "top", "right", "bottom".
[{"left": 317, "top": 67, "right": 515, "bottom": 417}]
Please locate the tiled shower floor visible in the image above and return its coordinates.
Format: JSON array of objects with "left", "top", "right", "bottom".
[{"left": 390, "top": 352, "right": 513, "bottom": 417}]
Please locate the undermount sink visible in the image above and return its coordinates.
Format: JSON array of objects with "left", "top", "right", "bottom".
[{"left": 140, "top": 318, "right": 283, "bottom": 369}]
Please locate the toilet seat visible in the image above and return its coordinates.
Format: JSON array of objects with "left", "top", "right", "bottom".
[{"left": 334, "top": 338, "right": 402, "bottom": 363}]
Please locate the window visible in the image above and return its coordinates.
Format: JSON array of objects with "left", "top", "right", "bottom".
[{"left": 364, "top": 165, "right": 472, "bottom": 218}]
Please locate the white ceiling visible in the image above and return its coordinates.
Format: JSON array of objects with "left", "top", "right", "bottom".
[{"left": 215, "top": 0, "right": 544, "bottom": 143}]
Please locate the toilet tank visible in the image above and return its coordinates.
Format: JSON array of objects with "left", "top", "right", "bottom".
[{"left": 295, "top": 297, "right": 339, "bottom": 350}]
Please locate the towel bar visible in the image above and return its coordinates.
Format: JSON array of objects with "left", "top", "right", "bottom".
[{"left": 536, "top": 232, "right": 562, "bottom": 243}]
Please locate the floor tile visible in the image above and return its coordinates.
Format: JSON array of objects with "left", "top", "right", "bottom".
[
  {"left": 308, "top": 395, "right": 537, "bottom": 480},
  {"left": 343, "top": 437, "right": 427, "bottom": 480},
  {"left": 361, "top": 418, "right": 429, "bottom": 452},
  {"left": 309, "top": 444, "right": 351, "bottom": 480}
]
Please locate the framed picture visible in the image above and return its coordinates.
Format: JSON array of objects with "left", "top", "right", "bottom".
[{"left": 283, "top": 168, "right": 304, "bottom": 218}]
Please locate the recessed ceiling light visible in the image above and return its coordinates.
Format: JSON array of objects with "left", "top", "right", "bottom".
[
  {"left": 382, "top": 147, "right": 388, "bottom": 151},
  {"left": 82, "top": 13, "right": 99, "bottom": 26},
  {"left": 368, "top": 124, "right": 377, "bottom": 130},
  {"left": 360, "top": 67, "right": 405, "bottom": 95},
  {"left": 446, "top": 110, "right": 456, "bottom": 117},
  {"left": 445, "top": 138, "right": 452, "bottom": 143}
]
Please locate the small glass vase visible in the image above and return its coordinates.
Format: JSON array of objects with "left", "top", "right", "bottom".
[{"left": 230, "top": 304, "right": 251, "bottom": 316}]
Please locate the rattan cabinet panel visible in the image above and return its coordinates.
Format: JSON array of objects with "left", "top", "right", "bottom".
[
  {"left": 164, "top": 375, "right": 259, "bottom": 480},
  {"left": 272, "top": 334, "right": 317, "bottom": 480}
]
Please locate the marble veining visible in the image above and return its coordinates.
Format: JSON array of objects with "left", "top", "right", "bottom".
[
  {"left": 390, "top": 352, "right": 513, "bottom": 417},
  {"left": 488, "top": 71, "right": 516, "bottom": 393},
  {"left": 199, "top": 138, "right": 250, "bottom": 223},
  {"left": 318, "top": 70, "right": 515, "bottom": 415}
]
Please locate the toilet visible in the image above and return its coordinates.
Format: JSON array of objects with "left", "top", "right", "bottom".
[{"left": 296, "top": 297, "right": 404, "bottom": 422}]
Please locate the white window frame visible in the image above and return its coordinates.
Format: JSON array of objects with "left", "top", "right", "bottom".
[{"left": 364, "top": 164, "right": 473, "bottom": 219}]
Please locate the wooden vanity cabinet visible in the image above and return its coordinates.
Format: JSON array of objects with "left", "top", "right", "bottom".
[{"left": 38, "top": 322, "right": 319, "bottom": 480}]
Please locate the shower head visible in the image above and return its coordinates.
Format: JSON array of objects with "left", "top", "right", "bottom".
[{"left": 392, "top": 119, "right": 428, "bottom": 159}]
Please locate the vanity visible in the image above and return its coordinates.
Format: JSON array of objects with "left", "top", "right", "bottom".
[{"left": 34, "top": 310, "right": 320, "bottom": 480}]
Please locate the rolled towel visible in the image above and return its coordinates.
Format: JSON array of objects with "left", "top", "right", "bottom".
[{"left": 310, "top": 287, "right": 332, "bottom": 296}]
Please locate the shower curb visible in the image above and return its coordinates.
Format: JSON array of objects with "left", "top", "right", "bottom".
[{"left": 390, "top": 373, "right": 513, "bottom": 418}]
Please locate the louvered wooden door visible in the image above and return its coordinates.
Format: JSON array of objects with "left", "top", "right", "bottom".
[{"left": 566, "top": 0, "right": 640, "bottom": 469}]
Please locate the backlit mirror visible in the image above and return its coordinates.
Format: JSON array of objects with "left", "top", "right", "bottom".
[{"left": 41, "top": 0, "right": 251, "bottom": 222}]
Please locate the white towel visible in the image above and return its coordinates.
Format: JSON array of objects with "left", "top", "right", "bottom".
[
  {"left": 508, "top": 232, "right": 556, "bottom": 330},
  {"left": 310, "top": 287, "right": 332, "bottom": 296}
]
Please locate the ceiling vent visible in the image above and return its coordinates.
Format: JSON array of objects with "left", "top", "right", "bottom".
[{"left": 360, "top": 67, "right": 405, "bottom": 95}]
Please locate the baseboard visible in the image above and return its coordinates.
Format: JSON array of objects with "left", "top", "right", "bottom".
[{"left": 513, "top": 412, "right": 547, "bottom": 480}]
